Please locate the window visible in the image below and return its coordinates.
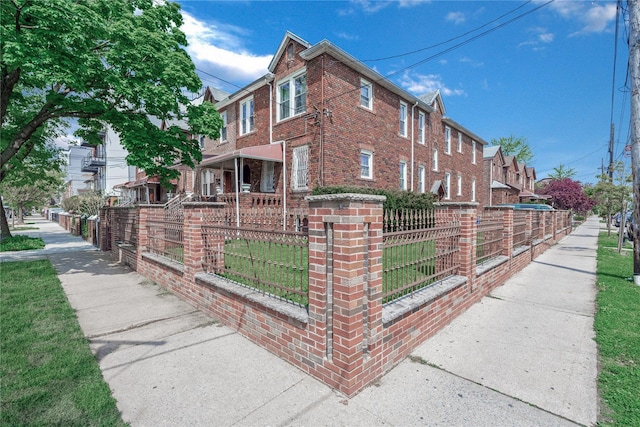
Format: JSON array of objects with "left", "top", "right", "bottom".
[
  {"left": 291, "top": 145, "right": 309, "bottom": 191},
  {"left": 201, "top": 170, "right": 215, "bottom": 196},
  {"left": 399, "top": 102, "right": 407, "bottom": 137},
  {"left": 278, "top": 71, "right": 307, "bottom": 120},
  {"left": 286, "top": 43, "right": 294, "bottom": 61},
  {"left": 471, "top": 140, "right": 476, "bottom": 164},
  {"left": 444, "top": 172, "right": 451, "bottom": 199},
  {"left": 418, "top": 165, "right": 425, "bottom": 193},
  {"left": 360, "top": 150, "right": 372, "bottom": 179},
  {"left": 418, "top": 112, "right": 425, "bottom": 144},
  {"left": 220, "top": 111, "right": 227, "bottom": 142},
  {"left": 399, "top": 161, "right": 407, "bottom": 190},
  {"left": 240, "top": 97, "right": 254, "bottom": 135},
  {"left": 261, "top": 161, "right": 275, "bottom": 192},
  {"left": 198, "top": 135, "right": 205, "bottom": 149},
  {"left": 432, "top": 148, "right": 438, "bottom": 171},
  {"left": 360, "top": 79, "right": 372, "bottom": 110},
  {"left": 457, "top": 133, "right": 463, "bottom": 153},
  {"left": 457, "top": 175, "right": 462, "bottom": 196},
  {"left": 444, "top": 126, "right": 451, "bottom": 154},
  {"left": 471, "top": 178, "right": 476, "bottom": 202}
]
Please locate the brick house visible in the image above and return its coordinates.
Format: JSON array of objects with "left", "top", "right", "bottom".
[{"left": 189, "top": 32, "right": 486, "bottom": 210}]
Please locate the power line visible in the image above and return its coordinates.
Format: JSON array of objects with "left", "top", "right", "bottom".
[{"left": 360, "top": 0, "right": 534, "bottom": 63}]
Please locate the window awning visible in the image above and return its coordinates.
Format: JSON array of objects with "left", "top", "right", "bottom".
[{"left": 199, "top": 144, "right": 283, "bottom": 168}]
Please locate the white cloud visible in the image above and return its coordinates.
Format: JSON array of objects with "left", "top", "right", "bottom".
[
  {"left": 398, "top": 71, "right": 465, "bottom": 97},
  {"left": 398, "top": 0, "right": 431, "bottom": 7},
  {"left": 459, "top": 57, "right": 484, "bottom": 68},
  {"left": 335, "top": 31, "right": 359, "bottom": 41},
  {"left": 543, "top": 0, "right": 617, "bottom": 36},
  {"left": 518, "top": 27, "right": 554, "bottom": 51},
  {"left": 180, "top": 12, "right": 271, "bottom": 85},
  {"left": 445, "top": 11, "right": 466, "bottom": 25}
]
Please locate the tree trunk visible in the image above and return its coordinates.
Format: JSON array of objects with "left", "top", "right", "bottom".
[{"left": 0, "top": 197, "right": 12, "bottom": 240}]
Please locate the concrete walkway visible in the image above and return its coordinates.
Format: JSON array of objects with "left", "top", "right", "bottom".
[{"left": 1, "top": 215, "right": 600, "bottom": 426}]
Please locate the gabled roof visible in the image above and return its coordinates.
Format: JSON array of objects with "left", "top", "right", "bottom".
[
  {"left": 419, "top": 90, "right": 446, "bottom": 115},
  {"left": 503, "top": 155, "right": 519, "bottom": 171},
  {"left": 526, "top": 166, "right": 536, "bottom": 180},
  {"left": 483, "top": 145, "right": 503, "bottom": 161},
  {"left": 268, "top": 31, "right": 312, "bottom": 72}
]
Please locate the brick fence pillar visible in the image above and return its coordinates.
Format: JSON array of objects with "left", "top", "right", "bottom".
[
  {"left": 439, "top": 203, "right": 478, "bottom": 291},
  {"left": 501, "top": 207, "right": 514, "bottom": 257},
  {"left": 136, "top": 205, "right": 151, "bottom": 271},
  {"left": 306, "top": 193, "right": 385, "bottom": 396}
]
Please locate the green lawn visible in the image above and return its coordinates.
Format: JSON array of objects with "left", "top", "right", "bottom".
[
  {"left": 0, "top": 235, "right": 45, "bottom": 252},
  {"left": 595, "top": 232, "right": 640, "bottom": 426},
  {"left": 0, "top": 260, "right": 127, "bottom": 426}
]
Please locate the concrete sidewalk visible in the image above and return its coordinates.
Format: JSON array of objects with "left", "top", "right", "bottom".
[{"left": 1, "top": 215, "right": 600, "bottom": 426}]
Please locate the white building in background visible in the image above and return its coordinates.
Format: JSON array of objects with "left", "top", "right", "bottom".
[
  {"left": 80, "top": 127, "right": 136, "bottom": 196},
  {"left": 64, "top": 145, "right": 94, "bottom": 197}
]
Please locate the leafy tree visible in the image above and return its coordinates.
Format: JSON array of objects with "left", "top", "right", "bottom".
[
  {"left": 61, "top": 193, "right": 105, "bottom": 217},
  {"left": 1, "top": 0, "right": 222, "bottom": 239},
  {"left": 1, "top": 166, "right": 65, "bottom": 225},
  {"left": 548, "top": 164, "right": 577, "bottom": 180},
  {"left": 539, "top": 178, "right": 595, "bottom": 213},
  {"left": 490, "top": 135, "right": 534, "bottom": 163}
]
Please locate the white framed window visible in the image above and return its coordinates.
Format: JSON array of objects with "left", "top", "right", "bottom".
[
  {"left": 457, "top": 133, "right": 463, "bottom": 153},
  {"left": 432, "top": 148, "right": 438, "bottom": 171},
  {"left": 278, "top": 71, "right": 307, "bottom": 121},
  {"left": 444, "top": 126, "right": 451, "bottom": 154},
  {"left": 418, "top": 165, "right": 425, "bottom": 193},
  {"left": 444, "top": 172, "right": 451, "bottom": 199},
  {"left": 360, "top": 150, "right": 372, "bottom": 179},
  {"left": 360, "top": 79, "right": 372, "bottom": 110},
  {"left": 471, "top": 140, "right": 476, "bottom": 164},
  {"left": 457, "top": 175, "right": 462, "bottom": 196},
  {"left": 399, "top": 161, "right": 407, "bottom": 190},
  {"left": 291, "top": 145, "right": 309, "bottom": 191},
  {"left": 220, "top": 111, "right": 227, "bottom": 142},
  {"left": 418, "top": 112, "right": 425, "bottom": 144},
  {"left": 240, "top": 97, "right": 254, "bottom": 135},
  {"left": 399, "top": 101, "right": 407, "bottom": 137},
  {"left": 261, "top": 161, "right": 275, "bottom": 192},
  {"left": 471, "top": 178, "right": 476, "bottom": 202},
  {"left": 198, "top": 135, "right": 205, "bottom": 149},
  {"left": 201, "top": 169, "right": 215, "bottom": 196}
]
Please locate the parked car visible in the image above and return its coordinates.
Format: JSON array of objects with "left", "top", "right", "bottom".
[
  {"left": 626, "top": 215, "right": 637, "bottom": 241},
  {"left": 498, "top": 203, "right": 554, "bottom": 211},
  {"left": 615, "top": 211, "right": 632, "bottom": 227}
]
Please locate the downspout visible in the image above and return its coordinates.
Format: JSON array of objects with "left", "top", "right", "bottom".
[
  {"left": 489, "top": 160, "right": 493, "bottom": 207},
  {"left": 282, "top": 140, "right": 287, "bottom": 230},
  {"left": 411, "top": 101, "right": 418, "bottom": 191},
  {"left": 234, "top": 157, "right": 240, "bottom": 227},
  {"left": 266, "top": 74, "right": 286, "bottom": 230}
]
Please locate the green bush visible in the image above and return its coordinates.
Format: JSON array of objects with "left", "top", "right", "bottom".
[{"left": 311, "top": 186, "right": 435, "bottom": 211}]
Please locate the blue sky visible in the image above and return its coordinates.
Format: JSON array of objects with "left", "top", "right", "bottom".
[{"left": 173, "top": 0, "right": 631, "bottom": 185}]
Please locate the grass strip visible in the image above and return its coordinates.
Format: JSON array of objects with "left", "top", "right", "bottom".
[
  {"left": 0, "top": 235, "right": 45, "bottom": 252},
  {"left": 595, "top": 232, "right": 640, "bottom": 426},
  {"left": 0, "top": 260, "right": 127, "bottom": 426}
]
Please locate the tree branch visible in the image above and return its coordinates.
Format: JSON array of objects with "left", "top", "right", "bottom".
[{"left": 1, "top": 68, "right": 21, "bottom": 124}]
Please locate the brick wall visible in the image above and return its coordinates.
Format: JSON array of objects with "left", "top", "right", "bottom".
[{"left": 106, "top": 197, "right": 572, "bottom": 397}]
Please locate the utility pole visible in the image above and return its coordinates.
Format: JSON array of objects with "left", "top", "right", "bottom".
[
  {"left": 609, "top": 124, "right": 615, "bottom": 178},
  {"left": 629, "top": 0, "right": 640, "bottom": 285}
]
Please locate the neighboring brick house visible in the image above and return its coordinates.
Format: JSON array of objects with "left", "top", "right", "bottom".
[
  {"left": 483, "top": 146, "right": 543, "bottom": 206},
  {"left": 191, "top": 32, "right": 486, "bottom": 209}
]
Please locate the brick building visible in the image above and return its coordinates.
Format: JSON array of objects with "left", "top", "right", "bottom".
[{"left": 190, "top": 32, "right": 486, "bottom": 209}]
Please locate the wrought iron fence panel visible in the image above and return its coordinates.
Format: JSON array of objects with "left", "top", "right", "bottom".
[
  {"left": 201, "top": 225, "right": 309, "bottom": 307},
  {"left": 382, "top": 209, "right": 460, "bottom": 303},
  {"left": 147, "top": 207, "right": 184, "bottom": 263},
  {"left": 512, "top": 210, "right": 528, "bottom": 249},
  {"left": 476, "top": 210, "right": 504, "bottom": 265}
]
